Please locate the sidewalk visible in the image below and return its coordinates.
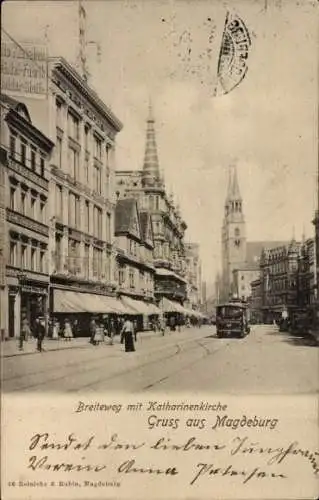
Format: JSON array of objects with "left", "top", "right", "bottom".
[{"left": 1, "top": 328, "right": 178, "bottom": 358}]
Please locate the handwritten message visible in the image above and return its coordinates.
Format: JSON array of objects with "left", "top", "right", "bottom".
[{"left": 2, "top": 395, "right": 318, "bottom": 499}]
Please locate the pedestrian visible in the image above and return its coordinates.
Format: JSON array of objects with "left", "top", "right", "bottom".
[
  {"left": 93, "top": 322, "right": 103, "bottom": 345},
  {"left": 121, "top": 316, "right": 135, "bottom": 352},
  {"left": 34, "top": 316, "right": 46, "bottom": 352},
  {"left": 63, "top": 318, "right": 73, "bottom": 341},
  {"left": 160, "top": 316, "right": 166, "bottom": 336},
  {"left": 52, "top": 320, "right": 60, "bottom": 340},
  {"left": 109, "top": 318, "right": 115, "bottom": 345},
  {"left": 89, "top": 318, "right": 97, "bottom": 344},
  {"left": 133, "top": 319, "right": 138, "bottom": 342},
  {"left": 19, "top": 314, "right": 29, "bottom": 350}
]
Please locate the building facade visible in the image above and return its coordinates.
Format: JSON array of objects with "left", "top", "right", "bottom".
[
  {"left": 46, "top": 58, "right": 122, "bottom": 315},
  {"left": 250, "top": 277, "right": 262, "bottom": 323},
  {"left": 184, "top": 242, "right": 202, "bottom": 311},
  {"left": 259, "top": 241, "right": 301, "bottom": 323},
  {"left": 115, "top": 104, "right": 188, "bottom": 309},
  {"left": 0, "top": 94, "right": 54, "bottom": 339},
  {"left": 297, "top": 238, "right": 317, "bottom": 307},
  {"left": 232, "top": 266, "right": 259, "bottom": 302},
  {"left": 115, "top": 197, "right": 157, "bottom": 327}
]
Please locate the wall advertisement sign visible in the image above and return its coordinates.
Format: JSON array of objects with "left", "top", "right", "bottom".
[{"left": 1, "top": 39, "right": 48, "bottom": 98}]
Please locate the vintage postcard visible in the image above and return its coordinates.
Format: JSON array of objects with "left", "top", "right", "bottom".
[{"left": 0, "top": 0, "right": 318, "bottom": 499}]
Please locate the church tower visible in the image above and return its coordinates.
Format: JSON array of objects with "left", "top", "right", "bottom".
[{"left": 221, "top": 164, "right": 247, "bottom": 300}]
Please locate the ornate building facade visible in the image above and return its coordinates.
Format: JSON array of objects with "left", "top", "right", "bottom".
[
  {"left": 0, "top": 94, "right": 54, "bottom": 339},
  {"left": 115, "top": 104, "right": 188, "bottom": 308},
  {"left": 184, "top": 242, "right": 202, "bottom": 311},
  {"left": 115, "top": 197, "right": 160, "bottom": 327},
  {"left": 259, "top": 241, "right": 301, "bottom": 323}
]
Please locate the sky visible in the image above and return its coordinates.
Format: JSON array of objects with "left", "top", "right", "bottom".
[{"left": 2, "top": 0, "right": 318, "bottom": 288}]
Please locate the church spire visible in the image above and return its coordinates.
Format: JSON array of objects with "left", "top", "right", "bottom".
[
  {"left": 142, "top": 100, "right": 162, "bottom": 187},
  {"left": 230, "top": 164, "right": 242, "bottom": 201}
]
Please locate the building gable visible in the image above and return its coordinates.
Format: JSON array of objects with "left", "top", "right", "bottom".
[{"left": 129, "top": 201, "right": 141, "bottom": 240}]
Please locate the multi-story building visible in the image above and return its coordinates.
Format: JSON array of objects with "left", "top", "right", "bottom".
[
  {"left": 232, "top": 266, "right": 259, "bottom": 302},
  {"left": 250, "top": 277, "right": 262, "bottom": 323},
  {"left": 114, "top": 197, "right": 159, "bottom": 328},
  {"left": 259, "top": 240, "right": 301, "bottom": 323},
  {"left": 0, "top": 94, "right": 54, "bottom": 339},
  {"left": 115, "top": 104, "right": 188, "bottom": 310},
  {"left": 5, "top": 56, "right": 125, "bottom": 324},
  {"left": 184, "top": 242, "right": 202, "bottom": 311},
  {"left": 298, "top": 238, "right": 317, "bottom": 307}
]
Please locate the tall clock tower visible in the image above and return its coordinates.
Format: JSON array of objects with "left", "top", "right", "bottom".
[{"left": 221, "top": 165, "right": 247, "bottom": 300}]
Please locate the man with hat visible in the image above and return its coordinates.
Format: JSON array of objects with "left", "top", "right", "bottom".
[{"left": 34, "top": 316, "right": 46, "bottom": 352}]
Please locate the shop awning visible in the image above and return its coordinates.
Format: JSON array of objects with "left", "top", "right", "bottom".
[
  {"left": 53, "top": 290, "right": 126, "bottom": 314},
  {"left": 161, "top": 298, "right": 185, "bottom": 313},
  {"left": 120, "top": 296, "right": 152, "bottom": 315},
  {"left": 146, "top": 303, "right": 161, "bottom": 315}
]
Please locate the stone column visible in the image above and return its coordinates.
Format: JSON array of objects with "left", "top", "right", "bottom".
[{"left": 79, "top": 120, "right": 85, "bottom": 184}]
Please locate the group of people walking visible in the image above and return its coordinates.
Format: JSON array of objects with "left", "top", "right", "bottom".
[{"left": 20, "top": 314, "right": 46, "bottom": 352}]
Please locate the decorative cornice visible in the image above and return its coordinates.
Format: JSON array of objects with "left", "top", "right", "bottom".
[
  {"left": 50, "top": 57, "right": 123, "bottom": 132},
  {"left": 8, "top": 158, "right": 49, "bottom": 191},
  {"left": 7, "top": 209, "right": 49, "bottom": 237}
]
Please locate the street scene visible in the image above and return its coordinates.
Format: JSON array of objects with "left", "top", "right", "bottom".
[
  {"left": 3, "top": 324, "right": 318, "bottom": 393},
  {"left": 1, "top": 1, "right": 318, "bottom": 393}
]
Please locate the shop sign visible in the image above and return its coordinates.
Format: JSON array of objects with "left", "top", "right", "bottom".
[{"left": 1, "top": 39, "right": 48, "bottom": 98}]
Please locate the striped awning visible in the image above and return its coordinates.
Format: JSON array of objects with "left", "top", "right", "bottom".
[
  {"left": 120, "top": 296, "right": 151, "bottom": 315},
  {"left": 53, "top": 290, "right": 126, "bottom": 314}
]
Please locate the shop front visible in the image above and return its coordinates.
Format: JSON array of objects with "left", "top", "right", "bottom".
[{"left": 6, "top": 268, "right": 49, "bottom": 338}]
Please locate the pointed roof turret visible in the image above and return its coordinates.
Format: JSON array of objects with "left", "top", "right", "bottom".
[
  {"left": 142, "top": 100, "right": 162, "bottom": 188},
  {"left": 225, "top": 165, "right": 233, "bottom": 204}
]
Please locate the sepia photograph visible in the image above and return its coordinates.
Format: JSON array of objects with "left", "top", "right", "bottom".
[{"left": 0, "top": 0, "right": 318, "bottom": 397}]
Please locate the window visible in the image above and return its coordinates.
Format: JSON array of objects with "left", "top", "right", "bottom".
[
  {"left": 68, "top": 147, "right": 79, "bottom": 180},
  {"left": 40, "top": 156, "right": 45, "bottom": 177},
  {"left": 155, "top": 196, "right": 159, "bottom": 210},
  {"left": 235, "top": 227, "right": 240, "bottom": 237},
  {"left": 31, "top": 195, "right": 37, "bottom": 219},
  {"left": 68, "top": 192, "right": 79, "bottom": 228},
  {"left": 21, "top": 244, "right": 28, "bottom": 269},
  {"left": 106, "top": 213, "right": 111, "bottom": 242},
  {"left": 56, "top": 136, "right": 62, "bottom": 169},
  {"left": 84, "top": 244, "right": 90, "bottom": 278},
  {"left": 40, "top": 200, "right": 46, "bottom": 223},
  {"left": 20, "top": 141, "right": 26, "bottom": 165},
  {"left": 93, "top": 206, "right": 102, "bottom": 238},
  {"left": 10, "top": 187, "right": 16, "bottom": 210},
  {"left": 84, "top": 155, "right": 89, "bottom": 183},
  {"left": 55, "top": 234, "right": 62, "bottom": 272},
  {"left": 55, "top": 185, "right": 63, "bottom": 218},
  {"left": 21, "top": 190, "right": 27, "bottom": 215},
  {"left": 31, "top": 247, "right": 37, "bottom": 271},
  {"left": 119, "top": 267, "right": 125, "bottom": 286},
  {"left": 94, "top": 136, "right": 102, "bottom": 159},
  {"left": 67, "top": 112, "right": 79, "bottom": 140},
  {"left": 9, "top": 241, "right": 17, "bottom": 266},
  {"left": 84, "top": 125, "right": 90, "bottom": 151},
  {"left": 10, "top": 134, "right": 16, "bottom": 159},
  {"left": 40, "top": 250, "right": 45, "bottom": 273},
  {"left": 129, "top": 268, "right": 135, "bottom": 288},
  {"left": 30, "top": 149, "right": 36, "bottom": 171},
  {"left": 93, "top": 164, "right": 101, "bottom": 194},
  {"left": 56, "top": 100, "right": 63, "bottom": 129},
  {"left": 84, "top": 201, "right": 90, "bottom": 233}
]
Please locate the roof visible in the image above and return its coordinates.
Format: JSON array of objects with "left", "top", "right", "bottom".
[
  {"left": 1, "top": 93, "right": 32, "bottom": 122},
  {"left": 115, "top": 198, "right": 136, "bottom": 234},
  {"left": 246, "top": 241, "right": 289, "bottom": 265}
]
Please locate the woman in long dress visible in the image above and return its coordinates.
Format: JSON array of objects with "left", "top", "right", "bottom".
[
  {"left": 52, "top": 320, "right": 60, "bottom": 340},
  {"left": 121, "top": 317, "right": 135, "bottom": 352},
  {"left": 63, "top": 319, "right": 73, "bottom": 341}
]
